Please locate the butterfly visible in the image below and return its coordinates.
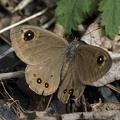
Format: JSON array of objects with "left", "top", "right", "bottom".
[{"left": 10, "top": 25, "right": 112, "bottom": 104}]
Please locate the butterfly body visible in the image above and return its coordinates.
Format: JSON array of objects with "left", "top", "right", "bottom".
[{"left": 10, "top": 25, "right": 112, "bottom": 104}]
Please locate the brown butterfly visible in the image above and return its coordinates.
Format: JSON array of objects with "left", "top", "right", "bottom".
[{"left": 10, "top": 25, "right": 112, "bottom": 104}]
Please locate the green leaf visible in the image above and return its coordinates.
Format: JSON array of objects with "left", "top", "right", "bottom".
[
  {"left": 99, "top": 0, "right": 120, "bottom": 39},
  {"left": 55, "top": 0, "right": 99, "bottom": 34}
]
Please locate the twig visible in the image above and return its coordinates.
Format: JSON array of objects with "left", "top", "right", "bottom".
[
  {"left": 0, "top": 79, "right": 25, "bottom": 116},
  {"left": 0, "top": 79, "right": 13, "bottom": 100},
  {"left": 12, "top": 0, "right": 33, "bottom": 13},
  {"left": 19, "top": 110, "right": 120, "bottom": 119},
  {"left": 45, "top": 94, "right": 53, "bottom": 111},
  {"left": 0, "top": 34, "right": 11, "bottom": 46},
  {"left": 0, "top": 8, "right": 48, "bottom": 33},
  {"left": 0, "top": 70, "right": 24, "bottom": 80},
  {"left": 1, "top": 80, "right": 25, "bottom": 117},
  {"left": 109, "top": 52, "right": 120, "bottom": 61},
  {"left": 41, "top": 17, "right": 56, "bottom": 29},
  {"left": 105, "top": 84, "right": 120, "bottom": 94},
  {"left": 0, "top": 47, "right": 14, "bottom": 60}
]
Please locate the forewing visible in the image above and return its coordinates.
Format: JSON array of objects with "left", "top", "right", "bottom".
[{"left": 10, "top": 25, "right": 68, "bottom": 65}]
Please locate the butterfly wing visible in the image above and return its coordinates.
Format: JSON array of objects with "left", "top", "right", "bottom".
[
  {"left": 58, "top": 59, "right": 85, "bottom": 104},
  {"left": 76, "top": 44, "right": 112, "bottom": 84},
  {"left": 25, "top": 50, "right": 65, "bottom": 95},
  {"left": 10, "top": 25, "right": 68, "bottom": 65},
  {"left": 58, "top": 43, "right": 112, "bottom": 103},
  {"left": 10, "top": 25, "right": 68, "bottom": 95}
]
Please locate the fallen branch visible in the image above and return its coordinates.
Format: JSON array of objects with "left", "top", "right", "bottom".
[
  {"left": 0, "top": 47, "right": 13, "bottom": 60},
  {"left": 0, "top": 8, "right": 48, "bottom": 33},
  {"left": 0, "top": 70, "right": 24, "bottom": 80},
  {"left": 18, "top": 110, "right": 120, "bottom": 120}
]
